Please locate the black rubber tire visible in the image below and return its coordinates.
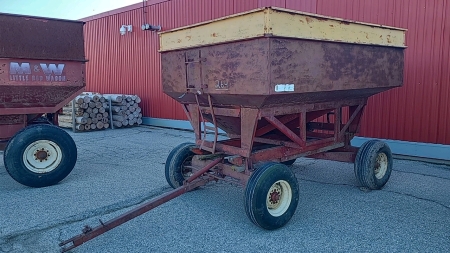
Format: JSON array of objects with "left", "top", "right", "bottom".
[
  {"left": 244, "top": 162, "right": 299, "bottom": 230},
  {"left": 165, "top": 143, "right": 196, "bottom": 189},
  {"left": 3, "top": 124, "right": 77, "bottom": 188},
  {"left": 281, "top": 159, "right": 296, "bottom": 166},
  {"left": 354, "top": 140, "right": 393, "bottom": 190}
]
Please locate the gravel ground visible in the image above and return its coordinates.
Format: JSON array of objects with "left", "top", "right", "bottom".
[{"left": 1, "top": 126, "right": 449, "bottom": 253}]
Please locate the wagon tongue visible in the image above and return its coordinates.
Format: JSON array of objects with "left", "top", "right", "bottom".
[{"left": 59, "top": 158, "right": 222, "bottom": 252}]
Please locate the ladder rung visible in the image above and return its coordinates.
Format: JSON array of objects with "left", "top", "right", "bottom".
[{"left": 198, "top": 107, "right": 211, "bottom": 114}]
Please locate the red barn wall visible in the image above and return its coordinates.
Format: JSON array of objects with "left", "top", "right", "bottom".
[{"left": 82, "top": 0, "right": 450, "bottom": 145}]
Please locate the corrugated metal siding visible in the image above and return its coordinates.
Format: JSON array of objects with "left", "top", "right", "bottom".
[
  {"left": 316, "top": 0, "right": 450, "bottom": 144},
  {"left": 84, "top": 0, "right": 265, "bottom": 121},
  {"left": 286, "top": 0, "right": 316, "bottom": 13},
  {"left": 83, "top": 0, "right": 450, "bottom": 145}
]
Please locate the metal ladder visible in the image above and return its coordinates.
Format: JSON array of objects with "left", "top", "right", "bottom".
[{"left": 195, "top": 94, "right": 218, "bottom": 153}]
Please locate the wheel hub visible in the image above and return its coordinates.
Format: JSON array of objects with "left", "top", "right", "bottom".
[
  {"left": 374, "top": 152, "right": 388, "bottom": 179},
  {"left": 34, "top": 148, "right": 49, "bottom": 161},
  {"left": 268, "top": 186, "right": 282, "bottom": 207},
  {"left": 266, "top": 180, "right": 292, "bottom": 217}
]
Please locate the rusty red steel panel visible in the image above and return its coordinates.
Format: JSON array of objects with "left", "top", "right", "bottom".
[
  {"left": 161, "top": 37, "right": 404, "bottom": 108},
  {"left": 0, "top": 59, "right": 85, "bottom": 112},
  {"left": 0, "top": 13, "right": 85, "bottom": 61}
]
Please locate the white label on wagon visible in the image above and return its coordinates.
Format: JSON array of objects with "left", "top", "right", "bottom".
[
  {"left": 275, "top": 84, "right": 294, "bottom": 92},
  {"left": 9, "top": 62, "right": 66, "bottom": 82}
]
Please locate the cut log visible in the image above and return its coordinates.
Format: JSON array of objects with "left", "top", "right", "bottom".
[
  {"left": 62, "top": 107, "right": 83, "bottom": 115},
  {"left": 102, "top": 117, "right": 109, "bottom": 123},
  {"left": 128, "top": 114, "right": 134, "bottom": 120},
  {"left": 113, "top": 121, "right": 122, "bottom": 128},
  {"left": 83, "top": 112, "right": 90, "bottom": 118},
  {"left": 75, "top": 124, "right": 85, "bottom": 131},
  {"left": 61, "top": 110, "right": 82, "bottom": 117},
  {"left": 89, "top": 102, "right": 96, "bottom": 108},
  {"left": 129, "top": 107, "right": 136, "bottom": 112},
  {"left": 105, "top": 94, "right": 124, "bottom": 103},
  {"left": 90, "top": 94, "right": 100, "bottom": 102},
  {"left": 96, "top": 114, "right": 103, "bottom": 120},
  {"left": 100, "top": 97, "right": 106, "bottom": 103},
  {"left": 86, "top": 107, "right": 93, "bottom": 114},
  {"left": 86, "top": 117, "right": 92, "bottom": 125},
  {"left": 89, "top": 113, "right": 96, "bottom": 119},
  {"left": 84, "top": 124, "right": 91, "bottom": 130},
  {"left": 75, "top": 97, "right": 84, "bottom": 104},
  {"left": 83, "top": 96, "right": 91, "bottom": 104},
  {"left": 126, "top": 96, "right": 132, "bottom": 102},
  {"left": 92, "top": 118, "right": 98, "bottom": 124},
  {"left": 59, "top": 115, "right": 81, "bottom": 124},
  {"left": 96, "top": 121, "right": 104, "bottom": 129},
  {"left": 122, "top": 120, "right": 129, "bottom": 126},
  {"left": 137, "top": 118, "right": 143, "bottom": 125},
  {"left": 110, "top": 106, "right": 121, "bottom": 113},
  {"left": 95, "top": 102, "right": 102, "bottom": 108},
  {"left": 112, "top": 115, "right": 124, "bottom": 121},
  {"left": 113, "top": 100, "right": 123, "bottom": 106},
  {"left": 58, "top": 121, "right": 73, "bottom": 129},
  {"left": 99, "top": 107, "right": 105, "bottom": 113},
  {"left": 112, "top": 110, "right": 125, "bottom": 116},
  {"left": 103, "top": 123, "right": 110, "bottom": 129},
  {"left": 75, "top": 117, "right": 88, "bottom": 124},
  {"left": 92, "top": 108, "right": 99, "bottom": 114},
  {"left": 134, "top": 96, "right": 141, "bottom": 103},
  {"left": 102, "top": 112, "right": 109, "bottom": 118}
]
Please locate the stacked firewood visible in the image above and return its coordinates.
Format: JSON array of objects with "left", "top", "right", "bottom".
[
  {"left": 58, "top": 93, "right": 143, "bottom": 131},
  {"left": 58, "top": 93, "right": 110, "bottom": 131},
  {"left": 105, "top": 94, "right": 143, "bottom": 128}
]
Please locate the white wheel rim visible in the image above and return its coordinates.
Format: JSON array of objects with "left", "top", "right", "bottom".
[
  {"left": 375, "top": 152, "right": 388, "bottom": 179},
  {"left": 23, "top": 140, "right": 62, "bottom": 173},
  {"left": 266, "top": 180, "right": 292, "bottom": 217}
]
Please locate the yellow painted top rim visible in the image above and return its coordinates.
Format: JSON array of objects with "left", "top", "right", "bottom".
[{"left": 159, "top": 6, "right": 407, "bottom": 36}]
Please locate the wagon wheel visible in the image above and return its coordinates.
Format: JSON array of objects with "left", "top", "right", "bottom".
[
  {"left": 354, "top": 140, "right": 393, "bottom": 190},
  {"left": 3, "top": 124, "right": 77, "bottom": 187},
  {"left": 244, "top": 162, "right": 299, "bottom": 230},
  {"left": 165, "top": 143, "right": 196, "bottom": 189}
]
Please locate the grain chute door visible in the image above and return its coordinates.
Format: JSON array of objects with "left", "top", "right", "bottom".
[{"left": 185, "top": 50, "right": 206, "bottom": 93}]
